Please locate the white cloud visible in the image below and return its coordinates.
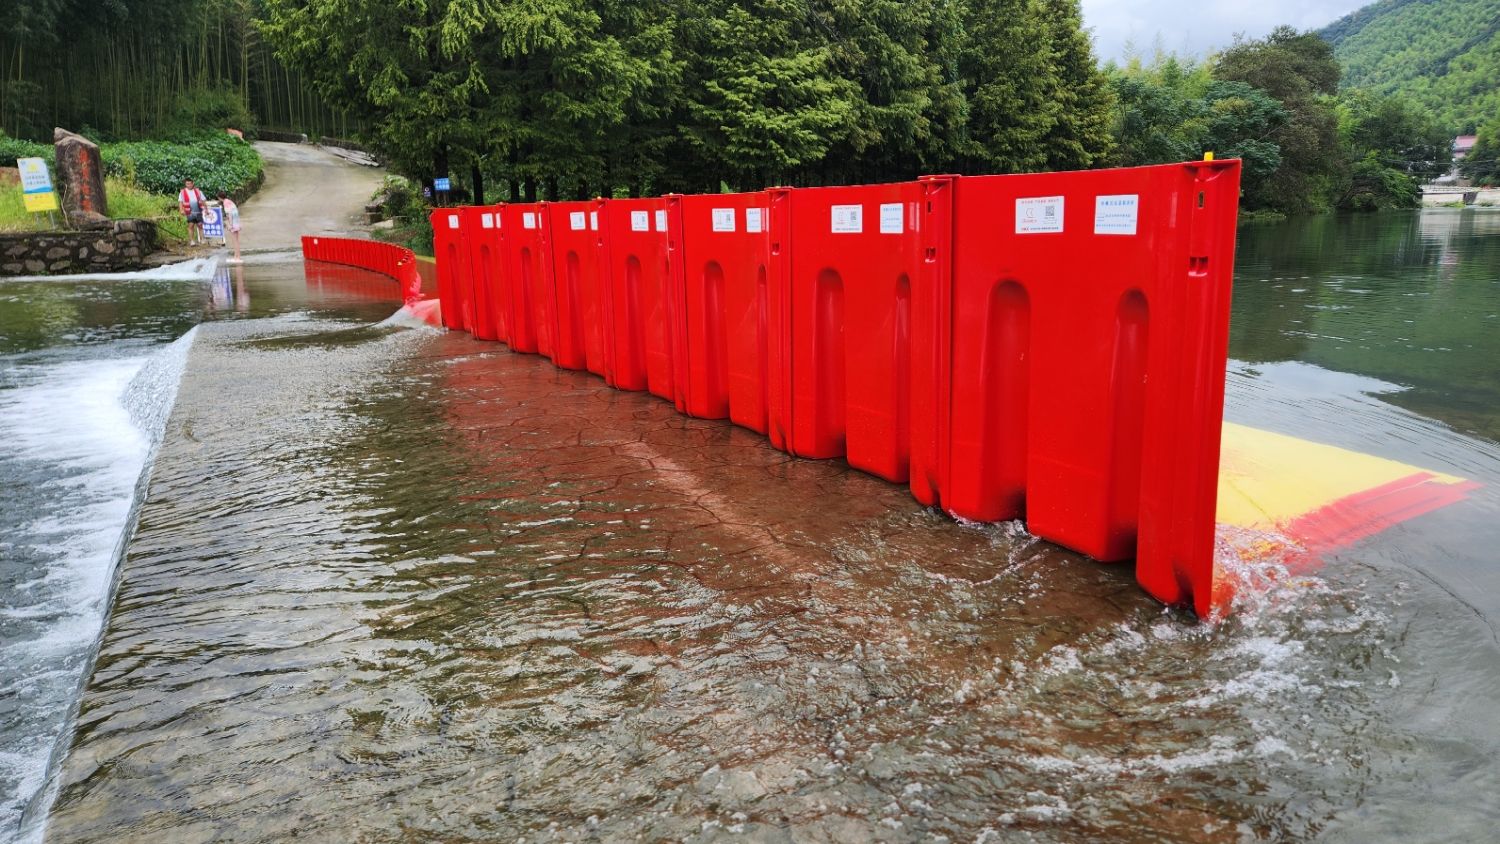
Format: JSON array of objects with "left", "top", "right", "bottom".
[{"left": 1080, "top": 0, "right": 1371, "bottom": 63}]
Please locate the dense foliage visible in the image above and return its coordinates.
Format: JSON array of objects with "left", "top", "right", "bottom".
[
  {"left": 259, "top": 0, "right": 1117, "bottom": 198},
  {"left": 1107, "top": 27, "right": 1449, "bottom": 214},
  {"left": 1320, "top": 0, "right": 1500, "bottom": 133},
  {"left": 1, "top": 0, "right": 350, "bottom": 140},
  {"left": 1463, "top": 118, "right": 1500, "bottom": 185},
  {"left": 103, "top": 133, "right": 265, "bottom": 197},
  {"left": 0, "top": 130, "right": 263, "bottom": 198}
]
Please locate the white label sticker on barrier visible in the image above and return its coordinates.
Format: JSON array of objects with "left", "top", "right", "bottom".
[
  {"left": 481, "top": 213, "right": 495, "bottom": 229},
  {"left": 712, "top": 208, "right": 735, "bottom": 232},
  {"left": 831, "top": 204, "right": 863, "bottom": 234},
  {"left": 745, "top": 208, "right": 764, "bottom": 233},
  {"left": 655, "top": 209, "right": 667, "bottom": 232},
  {"left": 523, "top": 212, "right": 537, "bottom": 229},
  {"left": 879, "top": 203, "right": 904, "bottom": 234},
  {"left": 447, "top": 215, "right": 459, "bottom": 229},
  {"left": 1094, "top": 194, "right": 1139, "bottom": 236},
  {"left": 631, "top": 210, "right": 649, "bottom": 231},
  {"left": 590, "top": 211, "right": 599, "bottom": 231},
  {"left": 1015, "top": 196, "right": 1065, "bottom": 234},
  {"left": 570, "top": 211, "right": 586, "bottom": 231}
]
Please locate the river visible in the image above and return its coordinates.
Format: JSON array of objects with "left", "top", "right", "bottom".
[{"left": 1, "top": 210, "right": 1497, "bottom": 842}]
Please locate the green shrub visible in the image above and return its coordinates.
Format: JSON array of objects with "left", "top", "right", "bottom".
[
  {"left": 3, "top": 130, "right": 262, "bottom": 199},
  {"left": 0, "top": 133, "right": 52, "bottom": 168},
  {"left": 169, "top": 87, "right": 258, "bottom": 139},
  {"left": 101, "top": 132, "right": 263, "bottom": 197}
]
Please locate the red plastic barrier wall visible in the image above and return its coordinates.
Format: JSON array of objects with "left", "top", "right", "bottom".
[
  {"left": 300, "top": 235, "right": 424, "bottom": 306},
  {"left": 421, "top": 159, "right": 1242, "bottom": 617},
  {"left": 430, "top": 208, "right": 472, "bottom": 331},
  {"left": 544, "top": 201, "right": 604, "bottom": 372},
  {"left": 599, "top": 198, "right": 679, "bottom": 399},
  {"left": 499, "top": 204, "right": 558, "bottom": 358},
  {"left": 667, "top": 192, "right": 778, "bottom": 429}
]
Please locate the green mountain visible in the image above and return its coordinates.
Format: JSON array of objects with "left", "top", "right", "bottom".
[{"left": 1319, "top": 0, "right": 1500, "bottom": 132}]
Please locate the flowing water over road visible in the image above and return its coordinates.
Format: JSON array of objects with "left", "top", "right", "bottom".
[{"left": 3, "top": 210, "right": 1499, "bottom": 843}]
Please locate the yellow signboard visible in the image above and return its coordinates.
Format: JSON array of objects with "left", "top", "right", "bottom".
[{"left": 17, "top": 157, "right": 59, "bottom": 213}]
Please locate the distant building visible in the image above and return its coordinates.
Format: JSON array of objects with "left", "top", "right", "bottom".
[{"left": 1435, "top": 135, "right": 1480, "bottom": 184}]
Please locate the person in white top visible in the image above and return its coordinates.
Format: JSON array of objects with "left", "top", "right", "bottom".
[
  {"left": 216, "top": 191, "right": 242, "bottom": 262},
  {"left": 178, "top": 179, "right": 208, "bottom": 246}
]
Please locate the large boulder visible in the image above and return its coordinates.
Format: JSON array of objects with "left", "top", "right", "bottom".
[{"left": 53, "top": 128, "right": 110, "bottom": 228}]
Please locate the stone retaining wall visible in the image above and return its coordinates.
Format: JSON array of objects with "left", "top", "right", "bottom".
[{"left": 0, "top": 219, "right": 158, "bottom": 275}]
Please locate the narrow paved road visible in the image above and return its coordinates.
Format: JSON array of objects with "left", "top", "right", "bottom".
[{"left": 240, "top": 142, "right": 386, "bottom": 251}]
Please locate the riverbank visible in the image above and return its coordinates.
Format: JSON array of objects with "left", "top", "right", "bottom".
[{"left": 1421, "top": 186, "right": 1500, "bottom": 207}]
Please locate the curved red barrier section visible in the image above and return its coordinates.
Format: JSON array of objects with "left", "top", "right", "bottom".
[{"left": 300, "top": 234, "right": 427, "bottom": 312}]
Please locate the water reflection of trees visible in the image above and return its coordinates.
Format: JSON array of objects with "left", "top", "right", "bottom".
[{"left": 1231, "top": 210, "right": 1500, "bottom": 440}]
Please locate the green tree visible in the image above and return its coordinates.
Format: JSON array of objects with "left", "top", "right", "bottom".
[
  {"left": 1199, "top": 81, "right": 1287, "bottom": 186},
  {"left": 1332, "top": 89, "right": 1450, "bottom": 209},
  {"left": 1037, "top": 0, "right": 1115, "bottom": 169},
  {"left": 1462, "top": 116, "right": 1500, "bottom": 185},
  {"left": 954, "top": 0, "right": 1057, "bottom": 173},
  {"left": 1106, "top": 53, "right": 1214, "bottom": 166},
  {"left": 673, "top": 0, "right": 857, "bottom": 191},
  {"left": 1215, "top": 26, "right": 1343, "bottom": 213}
]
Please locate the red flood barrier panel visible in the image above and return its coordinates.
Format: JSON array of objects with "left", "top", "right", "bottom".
[
  {"left": 430, "top": 208, "right": 473, "bottom": 331},
  {"left": 499, "top": 204, "right": 559, "bottom": 358},
  {"left": 545, "top": 201, "right": 606, "bottom": 373},
  {"left": 776, "top": 181, "right": 936, "bottom": 483},
  {"left": 299, "top": 235, "right": 424, "bottom": 306},
  {"left": 668, "top": 192, "right": 779, "bottom": 429},
  {"left": 937, "top": 160, "right": 1241, "bottom": 616},
  {"left": 600, "top": 198, "right": 679, "bottom": 398},
  {"left": 461, "top": 206, "right": 505, "bottom": 342}
]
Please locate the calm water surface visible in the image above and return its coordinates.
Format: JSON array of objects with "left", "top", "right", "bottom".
[{"left": 2, "top": 211, "right": 1498, "bottom": 843}]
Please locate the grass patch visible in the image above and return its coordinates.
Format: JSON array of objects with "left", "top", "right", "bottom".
[{"left": 0, "top": 177, "right": 188, "bottom": 243}]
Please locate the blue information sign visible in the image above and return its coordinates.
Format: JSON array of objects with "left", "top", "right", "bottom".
[
  {"left": 201, "top": 205, "right": 225, "bottom": 239},
  {"left": 434, "top": 177, "right": 452, "bottom": 192}
]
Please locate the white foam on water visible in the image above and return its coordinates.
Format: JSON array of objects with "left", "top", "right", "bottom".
[
  {"left": 0, "top": 329, "right": 195, "bottom": 842},
  {"left": 0, "top": 255, "right": 221, "bottom": 285}
]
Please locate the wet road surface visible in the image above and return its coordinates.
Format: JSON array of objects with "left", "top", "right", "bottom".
[{"left": 38, "top": 242, "right": 1500, "bottom": 841}]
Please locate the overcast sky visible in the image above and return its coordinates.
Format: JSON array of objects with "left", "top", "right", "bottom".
[{"left": 1080, "top": 0, "right": 1370, "bottom": 63}]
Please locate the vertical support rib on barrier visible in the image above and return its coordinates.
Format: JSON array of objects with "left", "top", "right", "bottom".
[
  {"left": 911, "top": 175, "right": 956, "bottom": 507},
  {"left": 766, "top": 188, "right": 794, "bottom": 452},
  {"left": 1134, "top": 160, "right": 1241, "bottom": 617}
]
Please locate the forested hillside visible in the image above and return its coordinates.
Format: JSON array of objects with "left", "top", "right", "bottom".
[{"left": 1320, "top": 0, "right": 1500, "bottom": 131}]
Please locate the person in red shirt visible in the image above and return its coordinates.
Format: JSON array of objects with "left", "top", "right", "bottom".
[{"left": 178, "top": 179, "right": 208, "bottom": 246}]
